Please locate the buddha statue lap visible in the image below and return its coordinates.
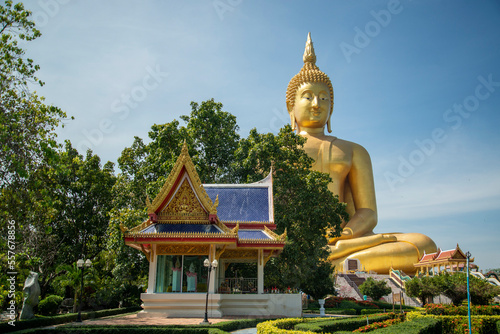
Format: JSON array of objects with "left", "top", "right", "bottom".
[{"left": 285, "top": 33, "right": 437, "bottom": 274}]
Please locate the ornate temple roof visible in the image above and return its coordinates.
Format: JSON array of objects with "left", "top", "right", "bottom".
[
  {"left": 122, "top": 143, "right": 285, "bottom": 257},
  {"left": 414, "top": 244, "right": 475, "bottom": 268}
]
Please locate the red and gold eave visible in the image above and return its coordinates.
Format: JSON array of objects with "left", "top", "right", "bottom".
[{"left": 121, "top": 143, "right": 286, "bottom": 260}]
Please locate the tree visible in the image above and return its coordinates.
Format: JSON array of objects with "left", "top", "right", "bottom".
[
  {"left": 405, "top": 276, "right": 440, "bottom": 305},
  {"left": 116, "top": 99, "right": 240, "bottom": 210},
  {"left": 232, "top": 126, "right": 348, "bottom": 297},
  {"left": 180, "top": 99, "right": 239, "bottom": 183},
  {"left": 19, "top": 142, "right": 116, "bottom": 297},
  {"left": 359, "top": 277, "right": 392, "bottom": 301},
  {"left": 0, "top": 0, "right": 67, "bottom": 194},
  {"left": 433, "top": 272, "right": 468, "bottom": 306}
]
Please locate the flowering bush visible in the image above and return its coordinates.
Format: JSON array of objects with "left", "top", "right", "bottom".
[
  {"left": 424, "top": 303, "right": 500, "bottom": 316},
  {"left": 353, "top": 318, "right": 403, "bottom": 332}
]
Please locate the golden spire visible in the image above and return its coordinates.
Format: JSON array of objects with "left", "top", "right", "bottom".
[{"left": 303, "top": 32, "right": 316, "bottom": 65}]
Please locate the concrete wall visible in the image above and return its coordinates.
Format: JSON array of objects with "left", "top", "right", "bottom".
[{"left": 138, "top": 293, "right": 302, "bottom": 318}]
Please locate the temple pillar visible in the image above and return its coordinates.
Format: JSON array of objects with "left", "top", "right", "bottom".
[
  {"left": 209, "top": 244, "right": 217, "bottom": 293},
  {"left": 258, "top": 249, "right": 264, "bottom": 294},
  {"left": 147, "top": 244, "right": 157, "bottom": 293}
]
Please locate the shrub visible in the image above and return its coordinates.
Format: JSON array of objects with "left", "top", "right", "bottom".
[
  {"left": 353, "top": 317, "right": 403, "bottom": 332},
  {"left": 424, "top": 303, "right": 500, "bottom": 316},
  {"left": 0, "top": 306, "right": 141, "bottom": 333},
  {"left": 257, "top": 317, "right": 317, "bottom": 334},
  {"left": 372, "top": 317, "right": 442, "bottom": 334},
  {"left": 294, "top": 314, "right": 394, "bottom": 333},
  {"left": 359, "top": 277, "right": 392, "bottom": 301},
  {"left": 38, "top": 295, "right": 64, "bottom": 316},
  {"left": 407, "top": 311, "right": 500, "bottom": 334}
]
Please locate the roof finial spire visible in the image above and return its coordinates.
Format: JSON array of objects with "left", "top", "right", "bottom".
[{"left": 303, "top": 32, "right": 316, "bottom": 65}]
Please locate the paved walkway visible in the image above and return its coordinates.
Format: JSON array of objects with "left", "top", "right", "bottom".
[{"left": 65, "top": 313, "right": 238, "bottom": 326}]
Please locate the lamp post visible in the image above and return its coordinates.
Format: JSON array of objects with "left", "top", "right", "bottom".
[
  {"left": 76, "top": 259, "right": 92, "bottom": 323},
  {"left": 200, "top": 258, "right": 218, "bottom": 325},
  {"left": 465, "top": 251, "right": 471, "bottom": 334}
]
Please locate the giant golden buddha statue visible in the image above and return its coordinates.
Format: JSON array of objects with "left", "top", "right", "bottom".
[{"left": 286, "top": 33, "right": 437, "bottom": 274}]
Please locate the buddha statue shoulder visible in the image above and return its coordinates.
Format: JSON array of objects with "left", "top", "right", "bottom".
[{"left": 285, "top": 33, "right": 437, "bottom": 274}]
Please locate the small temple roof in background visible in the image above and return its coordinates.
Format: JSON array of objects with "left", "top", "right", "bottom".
[{"left": 414, "top": 244, "right": 476, "bottom": 268}]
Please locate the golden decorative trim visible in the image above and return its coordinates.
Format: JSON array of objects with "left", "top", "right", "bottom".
[
  {"left": 239, "top": 239, "right": 285, "bottom": 244},
  {"left": 147, "top": 142, "right": 218, "bottom": 216},
  {"left": 151, "top": 220, "right": 211, "bottom": 224},
  {"left": 140, "top": 244, "right": 151, "bottom": 262},
  {"left": 223, "top": 220, "right": 272, "bottom": 224},
  {"left": 263, "top": 226, "right": 287, "bottom": 242},
  {"left": 157, "top": 244, "right": 210, "bottom": 255},
  {"left": 279, "top": 228, "right": 287, "bottom": 242},
  {"left": 264, "top": 250, "right": 275, "bottom": 266},
  {"left": 160, "top": 179, "right": 208, "bottom": 219},
  {"left": 221, "top": 249, "right": 258, "bottom": 259},
  {"left": 119, "top": 223, "right": 129, "bottom": 234},
  {"left": 216, "top": 245, "right": 227, "bottom": 261},
  {"left": 231, "top": 222, "right": 239, "bottom": 234},
  {"left": 125, "top": 231, "right": 237, "bottom": 238},
  {"left": 128, "top": 219, "right": 153, "bottom": 233}
]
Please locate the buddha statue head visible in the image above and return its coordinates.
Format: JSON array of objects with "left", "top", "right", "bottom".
[{"left": 286, "top": 33, "right": 334, "bottom": 133}]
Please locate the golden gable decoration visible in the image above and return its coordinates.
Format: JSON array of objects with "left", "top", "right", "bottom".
[
  {"left": 147, "top": 142, "right": 218, "bottom": 217},
  {"left": 159, "top": 179, "right": 208, "bottom": 220}
]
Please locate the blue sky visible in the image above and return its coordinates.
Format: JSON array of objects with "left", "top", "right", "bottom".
[{"left": 21, "top": 0, "right": 500, "bottom": 271}]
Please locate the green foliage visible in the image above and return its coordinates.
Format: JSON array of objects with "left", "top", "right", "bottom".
[
  {"left": 294, "top": 314, "right": 394, "bottom": 333},
  {"left": 256, "top": 317, "right": 317, "bottom": 334},
  {"left": 429, "top": 272, "right": 500, "bottom": 306},
  {"left": 371, "top": 317, "right": 442, "bottom": 334},
  {"left": 407, "top": 312, "right": 500, "bottom": 334},
  {"left": 180, "top": 99, "right": 240, "bottom": 183},
  {"left": 37, "top": 294, "right": 63, "bottom": 316},
  {"left": 423, "top": 303, "right": 500, "bottom": 316},
  {"left": 406, "top": 276, "right": 440, "bottom": 306},
  {"left": 233, "top": 126, "right": 348, "bottom": 297},
  {"left": 359, "top": 277, "right": 392, "bottom": 301},
  {"left": 0, "top": 306, "right": 141, "bottom": 333}
]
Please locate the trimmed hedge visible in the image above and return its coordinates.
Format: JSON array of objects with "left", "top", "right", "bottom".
[
  {"left": 303, "top": 308, "right": 357, "bottom": 315},
  {"left": 361, "top": 309, "right": 390, "bottom": 315},
  {"left": 256, "top": 318, "right": 318, "bottom": 334},
  {"left": 13, "top": 318, "right": 275, "bottom": 334},
  {"left": 294, "top": 314, "right": 393, "bottom": 333},
  {"left": 0, "top": 306, "right": 142, "bottom": 333},
  {"left": 38, "top": 295, "right": 64, "bottom": 316},
  {"left": 20, "top": 328, "right": 227, "bottom": 334},
  {"left": 407, "top": 311, "right": 500, "bottom": 334},
  {"left": 370, "top": 317, "right": 442, "bottom": 334},
  {"left": 497, "top": 319, "right": 500, "bottom": 333}
]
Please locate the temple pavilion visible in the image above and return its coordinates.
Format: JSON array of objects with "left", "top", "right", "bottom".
[
  {"left": 414, "top": 244, "right": 477, "bottom": 276},
  {"left": 121, "top": 143, "right": 301, "bottom": 318}
]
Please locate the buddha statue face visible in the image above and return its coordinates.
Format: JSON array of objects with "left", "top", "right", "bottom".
[
  {"left": 286, "top": 33, "right": 334, "bottom": 133},
  {"left": 291, "top": 81, "right": 331, "bottom": 132}
]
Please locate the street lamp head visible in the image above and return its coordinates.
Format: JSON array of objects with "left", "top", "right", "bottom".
[
  {"left": 204, "top": 258, "right": 210, "bottom": 267},
  {"left": 212, "top": 259, "right": 218, "bottom": 268},
  {"left": 85, "top": 259, "right": 92, "bottom": 267},
  {"left": 77, "top": 259, "right": 84, "bottom": 268}
]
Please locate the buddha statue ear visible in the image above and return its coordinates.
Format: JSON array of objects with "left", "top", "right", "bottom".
[
  {"left": 327, "top": 114, "right": 332, "bottom": 133},
  {"left": 287, "top": 101, "right": 296, "bottom": 131}
]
